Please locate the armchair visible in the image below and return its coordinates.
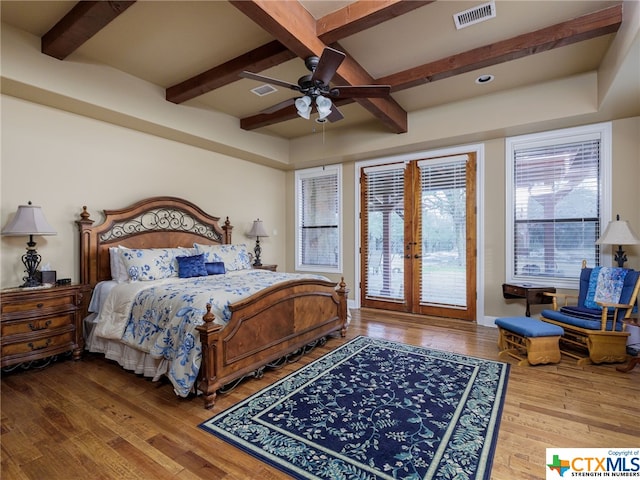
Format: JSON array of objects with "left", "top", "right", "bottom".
[{"left": 540, "top": 261, "right": 640, "bottom": 365}]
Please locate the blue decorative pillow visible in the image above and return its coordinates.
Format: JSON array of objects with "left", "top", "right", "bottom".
[
  {"left": 176, "top": 254, "right": 208, "bottom": 278},
  {"left": 205, "top": 262, "right": 226, "bottom": 275}
]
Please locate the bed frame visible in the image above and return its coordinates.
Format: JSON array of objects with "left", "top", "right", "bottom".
[{"left": 76, "top": 196, "right": 348, "bottom": 409}]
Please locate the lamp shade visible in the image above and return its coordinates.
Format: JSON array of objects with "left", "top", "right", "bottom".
[
  {"left": 248, "top": 219, "right": 269, "bottom": 238},
  {"left": 2, "top": 203, "right": 57, "bottom": 236},
  {"left": 596, "top": 219, "right": 640, "bottom": 246}
]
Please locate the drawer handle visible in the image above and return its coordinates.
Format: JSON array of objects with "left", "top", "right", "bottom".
[
  {"left": 28, "top": 320, "right": 52, "bottom": 331},
  {"left": 28, "top": 339, "right": 52, "bottom": 351}
]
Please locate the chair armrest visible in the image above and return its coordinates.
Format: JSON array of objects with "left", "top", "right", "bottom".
[
  {"left": 595, "top": 301, "right": 634, "bottom": 331},
  {"left": 543, "top": 292, "right": 577, "bottom": 310}
]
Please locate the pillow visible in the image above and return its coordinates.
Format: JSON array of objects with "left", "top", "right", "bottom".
[
  {"left": 205, "top": 262, "right": 226, "bottom": 275},
  {"left": 120, "top": 247, "right": 192, "bottom": 281},
  {"left": 109, "top": 246, "right": 129, "bottom": 283},
  {"left": 176, "top": 254, "right": 208, "bottom": 278},
  {"left": 194, "top": 243, "right": 252, "bottom": 271}
]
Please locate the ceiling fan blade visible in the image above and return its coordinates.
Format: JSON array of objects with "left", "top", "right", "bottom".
[
  {"left": 326, "top": 106, "right": 344, "bottom": 123},
  {"left": 261, "top": 97, "right": 296, "bottom": 114},
  {"left": 311, "top": 47, "right": 345, "bottom": 86},
  {"left": 239, "top": 71, "right": 300, "bottom": 91},
  {"left": 330, "top": 85, "right": 391, "bottom": 98}
]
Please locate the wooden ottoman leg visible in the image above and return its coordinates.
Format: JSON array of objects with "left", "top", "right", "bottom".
[{"left": 526, "top": 336, "right": 561, "bottom": 365}]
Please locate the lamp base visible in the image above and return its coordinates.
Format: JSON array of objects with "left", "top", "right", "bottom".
[
  {"left": 21, "top": 239, "right": 42, "bottom": 287},
  {"left": 614, "top": 245, "right": 627, "bottom": 268},
  {"left": 253, "top": 237, "right": 263, "bottom": 267}
]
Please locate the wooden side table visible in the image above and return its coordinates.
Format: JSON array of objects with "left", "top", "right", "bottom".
[
  {"left": 502, "top": 283, "right": 556, "bottom": 317},
  {"left": 1, "top": 283, "right": 90, "bottom": 369},
  {"left": 253, "top": 264, "right": 277, "bottom": 272}
]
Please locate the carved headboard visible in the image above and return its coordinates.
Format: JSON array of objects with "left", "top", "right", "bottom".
[{"left": 76, "top": 196, "right": 233, "bottom": 287}]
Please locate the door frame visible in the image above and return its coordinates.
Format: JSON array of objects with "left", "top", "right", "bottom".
[{"left": 354, "top": 144, "right": 486, "bottom": 324}]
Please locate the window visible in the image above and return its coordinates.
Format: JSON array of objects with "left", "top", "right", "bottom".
[
  {"left": 506, "top": 123, "right": 611, "bottom": 289},
  {"left": 295, "top": 165, "right": 342, "bottom": 273}
]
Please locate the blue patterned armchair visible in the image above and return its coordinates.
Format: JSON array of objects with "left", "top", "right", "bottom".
[{"left": 540, "top": 262, "right": 640, "bottom": 365}]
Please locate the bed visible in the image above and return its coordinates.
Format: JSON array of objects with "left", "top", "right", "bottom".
[{"left": 76, "top": 196, "right": 349, "bottom": 409}]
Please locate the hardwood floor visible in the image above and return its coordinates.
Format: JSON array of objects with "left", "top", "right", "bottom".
[{"left": 2, "top": 308, "right": 638, "bottom": 479}]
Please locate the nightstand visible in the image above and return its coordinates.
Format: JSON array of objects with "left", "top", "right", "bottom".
[
  {"left": 253, "top": 264, "right": 277, "bottom": 272},
  {"left": 1, "top": 283, "right": 90, "bottom": 369}
]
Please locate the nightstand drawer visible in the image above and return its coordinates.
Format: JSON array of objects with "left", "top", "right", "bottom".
[
  {"left": 1, "top": 328, "right": 74, "bottom": 358},
  {"left": 1, "top": 313, "right": 75, "bottom": 336},
  {"left": 1, "top": 293, "right": 76, "bottom": 315}
]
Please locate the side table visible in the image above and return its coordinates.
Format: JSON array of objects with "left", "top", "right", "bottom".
[
  {"left": 502, "top": 283, "right": 556, "bottom": 317},
  {"left": 252, "top": 264, "right": 277, "bottom": 272}
]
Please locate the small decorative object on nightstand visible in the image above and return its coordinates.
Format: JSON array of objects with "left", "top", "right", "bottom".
[
  {"left": 1, "top": 283, "right": 90, "bottom": 370},
  {"left": 1, "top": 201, "right": 57, "bottom": 287},
  {"left": 253, "top": 264, "right": 277, "bottom": 272},
  {"left": 247, "top": 218, "right": 269, "bottom": 267}
]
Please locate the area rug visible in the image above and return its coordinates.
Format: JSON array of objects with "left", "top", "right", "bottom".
[{"left": 199, "top": 336, "right": 509, "bottom": 480}]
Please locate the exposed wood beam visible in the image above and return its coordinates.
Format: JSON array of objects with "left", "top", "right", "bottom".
[
  {"left": 230, "top": 0, "right": 407, "bottom": 134},
  {"left": 378, "top": 4, "right": 623, "bottom": 91},
  {"left": 42, "top": 1, "right": 135, "bottom": 60},
  {"left": 166, "top": 41, "right": 296, "bottom": 104},
  {"left": 316, "top": 1, "right": 434, "bottom": 45},
  {"left": 169, "top": 1, "right": 428, "bottom": 105},
  {"left": 239, "top": 4, "right": 622, "bottom": 131}
]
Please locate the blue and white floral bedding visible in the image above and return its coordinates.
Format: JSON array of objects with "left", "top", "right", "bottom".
[{"left": 92, "top": 269, "right": 328, "bottom": 397}]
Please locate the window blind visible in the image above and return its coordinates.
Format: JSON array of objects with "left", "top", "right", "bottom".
[
  {"left": 512, "top": 138, "right": 601, "bottom": 280},
  {"left": 363, "top": 163, "right": 406, "bottom": 301},
  {"left": 297, "top": 168, "right": 340, "bottom": 270},
  {"left": 418, "top": 157, "right": 468, "bottom": 307}
]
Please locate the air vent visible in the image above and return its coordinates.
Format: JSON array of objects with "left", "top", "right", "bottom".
[
  {"left": 251, "top": 84, "right": 277, "bottom": 96},
  {"left": 453, "top": 1, "right": 496, "bottom": 29}
]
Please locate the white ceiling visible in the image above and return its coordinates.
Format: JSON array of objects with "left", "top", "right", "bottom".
[{"left": 0, "top": 0, "right": 635, "bottom": 140}]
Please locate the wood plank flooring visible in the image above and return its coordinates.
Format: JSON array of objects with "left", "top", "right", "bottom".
[{"left": 2, "top": 308, "right": 638, "bottom": 479}]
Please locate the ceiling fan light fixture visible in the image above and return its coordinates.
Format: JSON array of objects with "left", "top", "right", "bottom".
[
  {"left": 295, "top": 95, "right": 312, "bottom": 119},
  {"left": 315, "top": 95, "right": 332, "bottom": 120}
]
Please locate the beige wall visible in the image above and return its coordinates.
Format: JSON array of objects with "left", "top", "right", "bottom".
[{"left": 1, "top": 95, "right": 287, "bottom": 287}]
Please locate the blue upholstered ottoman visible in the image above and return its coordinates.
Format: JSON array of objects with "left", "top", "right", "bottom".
[{"left": 495, "top": 316, "right": 564, "bottom": 365}]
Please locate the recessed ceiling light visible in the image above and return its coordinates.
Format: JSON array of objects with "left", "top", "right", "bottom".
[{"left": 475, "top": 74, "right": 495, "bottom": 84}]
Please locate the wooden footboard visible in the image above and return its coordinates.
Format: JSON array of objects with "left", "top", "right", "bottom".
[{"left": 196, "top": 278, "right": 348, "bottom": 409}]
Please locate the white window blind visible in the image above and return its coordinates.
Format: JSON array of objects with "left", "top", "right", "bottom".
[
  {"left": 506, "top": 123, "right": 611, "bottom": 287},
  {"left": 418, "top": 157, "right": 468, "bottom": 307},
  {"left": 363, "top": 163, "right": 406, "bottom": 301},
  {"left": 295, "top": 165, "right": 342, "bottom": 273}
]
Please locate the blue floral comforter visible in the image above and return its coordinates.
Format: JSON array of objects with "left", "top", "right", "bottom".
[{"left": 93, "top": 270, "right": 328, "bottom": 397}]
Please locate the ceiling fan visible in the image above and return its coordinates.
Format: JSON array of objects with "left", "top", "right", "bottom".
[{"left": 240, "top": 47, "right": 391, "bottom": 123}]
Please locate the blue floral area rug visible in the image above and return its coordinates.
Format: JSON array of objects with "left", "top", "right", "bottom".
[{"left": 199, "top": 336, "right": 510, "bottom": 480}]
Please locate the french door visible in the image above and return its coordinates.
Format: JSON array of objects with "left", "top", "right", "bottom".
[{"left": 360, "top": 153, "right": 477, "bottom": 320}]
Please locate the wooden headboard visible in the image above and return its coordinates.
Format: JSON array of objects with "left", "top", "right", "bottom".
[{"left": 76, "top": 196, "right": 233, "bottom": 287}]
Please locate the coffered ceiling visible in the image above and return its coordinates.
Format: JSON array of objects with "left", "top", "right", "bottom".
[{"left": 1, "top": 0, "right": 634, "bottom": 140}]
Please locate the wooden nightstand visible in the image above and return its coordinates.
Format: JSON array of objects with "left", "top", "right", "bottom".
[
  {"left": 1, "top": 283, "right": 90, "bottom": 369},
  {"left": 252, "top": 264, "right": 277, "bottom": 272}
]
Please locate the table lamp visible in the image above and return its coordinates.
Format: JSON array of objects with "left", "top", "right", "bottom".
[
  {"left": 2, "top": 201, "right": 57, "bottom": 287},
  {"left": 247, "top": 219, "right": 269, "bottom": 267},
  {"left": 596, "top": 215, "right": 640, "bottom": 267}
]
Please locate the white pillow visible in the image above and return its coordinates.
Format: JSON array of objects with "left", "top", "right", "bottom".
[
  {"left": 119, "top": 247, "right": 193, "bottom": 281},
  {"left": 193, "top": 243, "right": 252, "bottom": 271},
  {"left": 109, "top": 246, "right": 129, "bottom": 283}
]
